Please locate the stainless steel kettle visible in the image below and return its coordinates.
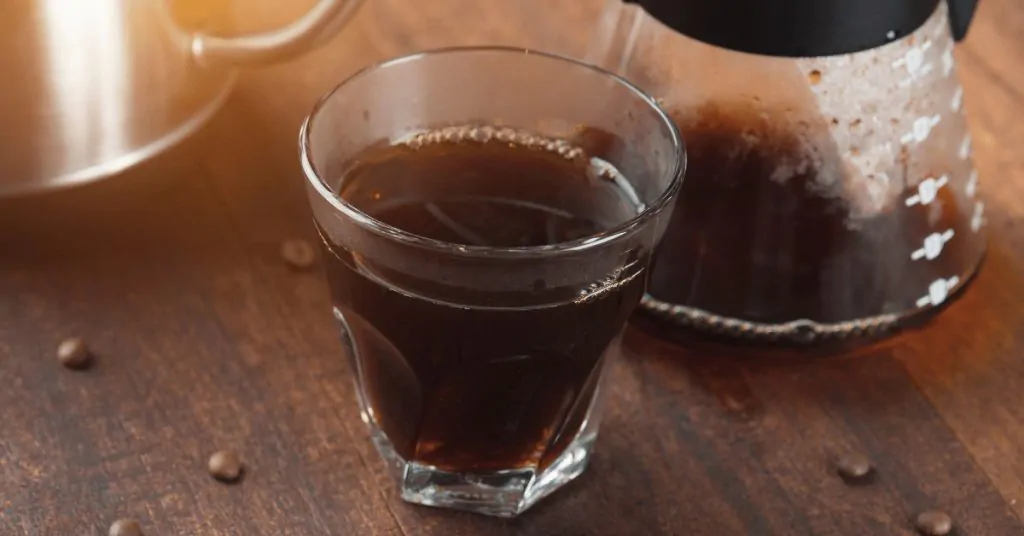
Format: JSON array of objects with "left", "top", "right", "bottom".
[{"left": 0, "top": 0, "right": 363, "bottom": 197}]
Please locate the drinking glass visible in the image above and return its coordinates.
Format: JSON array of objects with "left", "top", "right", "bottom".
[{"left": 300, "top": 47, "right": 683, "bottom": 517}]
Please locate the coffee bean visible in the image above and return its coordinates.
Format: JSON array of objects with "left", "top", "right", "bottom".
[
  {"left": 280, "top": 239, "right": 316, "bottom": 270},
  {"left": 208, "top": 450, "right": 243, "bottom": 482},
  {"left": 915, "top": 510, "right": 953, "bottom": 535},
  {"left": 834, "top": 451, "right": 874, "bottom": 483},
  {"left": 56, "top": 337, "right": 91, "bottom": 369},
  {"left": 108, "top": 518, "right": 143, "bottom": 536}
]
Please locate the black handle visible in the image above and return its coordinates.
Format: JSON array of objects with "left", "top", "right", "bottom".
[
  {"left": 947, "top": 0, "right": 980, "bottom": 41},
  {"left": 626, "top": 0, "right": 940, "bottom": 57}
]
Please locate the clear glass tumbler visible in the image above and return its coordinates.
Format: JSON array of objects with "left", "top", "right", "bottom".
[{"left": 299, "top": 47, "right": 683, "bottom": 517}]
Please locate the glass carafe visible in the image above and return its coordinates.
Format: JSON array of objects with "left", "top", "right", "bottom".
[{"left": 589, "top": 0, "right": 986, "bottom": 344}]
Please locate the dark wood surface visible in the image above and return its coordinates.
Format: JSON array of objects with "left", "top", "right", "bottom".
[{"left": 3, "top": 1, "right": 1024, "bottom": 534}]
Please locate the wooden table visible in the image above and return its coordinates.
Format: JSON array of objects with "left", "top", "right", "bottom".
[{"left": 3, "top": 0, "right": 1024, "bottom": 534}]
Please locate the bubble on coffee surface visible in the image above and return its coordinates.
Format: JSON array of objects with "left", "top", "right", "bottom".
[
  {"left": 576, "top": 255, "right": 645, "bottom": 305},
  {"left": 395, "top": 124, "right": 643, "bottom": 245},
  {"left": 398, "top": 125, "right": 584, "bottom": 161},
  {"left": 399, "top": 124, "right": 648, "bottom": 303}
]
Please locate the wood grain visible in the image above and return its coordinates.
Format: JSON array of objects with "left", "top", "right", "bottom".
[{"left": 2, "top": 0, "right": 1024, "bottom": 534}]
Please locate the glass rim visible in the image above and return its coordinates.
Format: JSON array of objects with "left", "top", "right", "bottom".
[{"left": 299, "top": 45, "right": 685, "bottom": 259}]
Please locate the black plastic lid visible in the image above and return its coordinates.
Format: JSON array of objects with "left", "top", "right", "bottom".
[
  {"left": 948, "top": 0, "right": 981, "bottom": 41},
  {"left": 625, "top": 0, "right": 971, "bottom": 57}
]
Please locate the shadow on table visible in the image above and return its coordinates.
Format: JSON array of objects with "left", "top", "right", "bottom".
[
  {"left": 387, "top": 245, "right": 1024, "bottom": 536},
  {"left": 377, "top": 409, "right": 715, "bottom": 535},
  {"left": 0, "top": 117, "right": 224, "bottom": 273},
  {"left": 627, "top": 240, "right": 1023, "bottom": 388}
]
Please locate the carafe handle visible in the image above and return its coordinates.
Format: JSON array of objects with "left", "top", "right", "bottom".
[
  {"left": 948, "top": 0, "right": 980, "bottom": 41},
  {"left": 187, "top": 0, "right": 365, "bottom": 67}
]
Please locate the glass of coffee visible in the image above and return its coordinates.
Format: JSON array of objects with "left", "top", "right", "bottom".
[{"left": 300, "top": 47, "right": 683, "bottom": 517}]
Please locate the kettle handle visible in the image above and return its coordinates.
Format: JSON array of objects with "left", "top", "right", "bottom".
[
  {"left": 948, "top": 0, "right": 980, "bottom": 41},
  {"left": 188, "top": 0, "right": 365, "bottom": 67}
]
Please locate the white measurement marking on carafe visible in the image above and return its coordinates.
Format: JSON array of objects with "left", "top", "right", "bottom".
[
  {"left": 911, "top": 230, "right": 955, "bottom": 261},
  {"left": 965, "top": 169, "right": 979, "bottom": 198},
  {"left": 894, "top": 41, "right": 934, "bottom": 87},
  {"left": 941, "top": 45, "right": 955, "bottom": 77},
  {"left": 893, "top": 47, "right": 923, "bottom": 72},
  {"left": 905, "top": 175, "right": 948, "bottom": 206},
  {"left": 952, "top": 86, "right": 965, "bottom": 112},
  {"left": 971, "top": 201, "right": 986, "bottom": 232},
  {"left": 959, "top": 134, "right": 972, "bottom": 159},
  {"left": 916, "top": 276, "right": 961, "bottom": 308},
  {"left": 901, "top": 115, "right": 942, "bottom": 144}
]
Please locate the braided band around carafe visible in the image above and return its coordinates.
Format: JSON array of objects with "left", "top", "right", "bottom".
[{"left": 638, "top": 294, "right": 901, "bottom": 344}]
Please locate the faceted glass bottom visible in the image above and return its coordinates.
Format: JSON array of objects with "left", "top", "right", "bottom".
[
  {"left": 367, "top": 419, "right": 598, "bottom": 517},
  {"left": 355, "top": 380, "right": 603, "bottom": 517},
  {"left": 336, "top": 307, "right": 607, "bottom": 517}
]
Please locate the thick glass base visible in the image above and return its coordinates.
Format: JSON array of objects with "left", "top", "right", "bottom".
[
  {"left": 367, "top": 422, "right": 596, "bottom": 518},
  {"left": 337, "top": 306, "right": 608, "bottom": 517},
  {"left": 356, "top": 379, "right": 601, "bottom": 517}
]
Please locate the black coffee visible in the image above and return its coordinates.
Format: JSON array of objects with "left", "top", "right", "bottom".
[{"left": 320, "top": 127, "right": 645, "bottom": 471}]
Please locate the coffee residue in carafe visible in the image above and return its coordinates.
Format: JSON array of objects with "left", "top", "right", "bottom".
[{"left": 644, "top": 103, "right": 973, "bottom": 340}]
